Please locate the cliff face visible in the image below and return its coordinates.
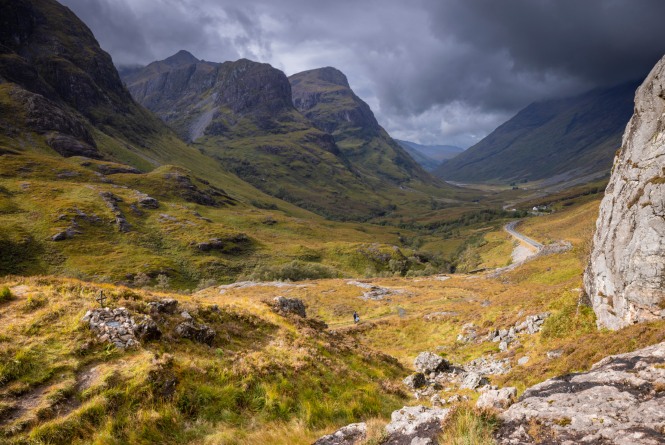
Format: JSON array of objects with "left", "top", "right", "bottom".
[
  {"left": 123, "top": 54, "right": 315, "bottom": 142},
  {"left": 584, "top": 56, "right": 665, "bottom": 330}
]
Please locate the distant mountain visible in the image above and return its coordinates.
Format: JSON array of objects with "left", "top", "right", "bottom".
[
  {"left": 396, "top": 140, "right": 464, "bottom": 171},
  {"left": 124, "top": 57, "right": 458, "bottom": 219},
  {"left": 435, "top": 81, "right": 639, "bottom": 184},
  {"left": 289, "top": 67, "right": 432, "bottom": 184}
]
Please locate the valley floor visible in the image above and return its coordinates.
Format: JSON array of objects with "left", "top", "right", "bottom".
[{"left": 1, "top": 196, "right": 665, "bottom": 444}]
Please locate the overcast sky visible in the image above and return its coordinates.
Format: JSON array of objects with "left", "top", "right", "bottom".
[{"left": 61, "top": 0, "right": 665, "bottom": 148}]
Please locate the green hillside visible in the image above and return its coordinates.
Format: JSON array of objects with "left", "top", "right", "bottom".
[{"left": 435, "top": 82, "right": 638, "bottom": 184}]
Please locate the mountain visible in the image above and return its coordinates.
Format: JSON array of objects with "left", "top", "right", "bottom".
[
  {"left": 396, "top": 140, "right": 464, "bottom": 171},
  {"left": 435, "top": 81, "right": 639, "bottom": 184},
  {"left": 288, "top": 67, "right": 432, "bottom": 184},
  {"left": 123, "top": 55, "right": 462, "bottom": 219},
  {"left": 0, "top": 0, "right": 451, "bottom": 285}
]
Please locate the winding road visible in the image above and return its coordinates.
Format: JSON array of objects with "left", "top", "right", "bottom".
[{"left": 504, "top": 220, "right": 543, "bottom": 251}]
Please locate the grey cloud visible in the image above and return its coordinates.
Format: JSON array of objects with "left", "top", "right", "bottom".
[{"left": 60, "top": 0, "right": 665, "bottom": 146}]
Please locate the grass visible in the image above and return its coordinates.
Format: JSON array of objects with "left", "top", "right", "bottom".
[
  {"left": 1, "top": 192, "right": 665, "bottom": 443},
  {"left": 439, "top": 404, "right": 499, "bottom": 445},
  {"left": 0, "top": 276, "right": 406, "bottom": 444},
  {"left": 0, "top": 152, "right": 451, "bottom": 288}
]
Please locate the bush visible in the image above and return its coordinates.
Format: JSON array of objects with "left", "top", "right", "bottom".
[
  {"left": 155, "top": 274, "right": 170, "bottom": 290},
  {"left": 245, "top": 261, "right": 339, "bottom": 282},
  {"left": 24, "top": 293, "right": 48, "bottom": 311},
  {"left": 541, "top": 303, "right": 596, "bottom": 339},
  {"left": 0, "top": 286, "right": 12, "bottom": 303}
]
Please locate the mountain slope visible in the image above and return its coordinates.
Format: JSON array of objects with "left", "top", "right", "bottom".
[
  {"left": 396, "top": 140, "right": 464, "bottom": 171},
  {"left": 0, "top": 0, "right": 452, "bottom": 285},
  {"left": 0, "top": 0, "right": 305, "bottom": 213},
  {"left": 123, "top": 53, "right": 403, "bottom": 219},
  {"left": 288, "top": 67, "right": 433, "bottom": 185},
  {"left": 435, "top": 81, "right": 639, "bottom": 184}
]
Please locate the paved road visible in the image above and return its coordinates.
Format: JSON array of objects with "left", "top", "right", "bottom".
[{"left": 505, "top": 220, "right": 543, "bottom": 250}]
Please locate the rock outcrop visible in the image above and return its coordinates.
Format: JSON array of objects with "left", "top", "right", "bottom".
[
  {"left": 383, "top": 405, "right": 450, "bottom": 445},
  {"left": 476, "top": 387, "right": 517, "bottom": 411},
  {"left": 313, "top": 422, "right": 367, "bottom": 445},
  {"left": 272, "top": 296, "right": 307, "bottom": 318},
  {"left": 497, "top": 341, "right": 665, "bottom": 444},
  {"left": 584, "top": 56, "right": 665, "bottom": 330}
]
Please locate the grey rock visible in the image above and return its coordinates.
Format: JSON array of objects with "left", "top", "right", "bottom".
[
  {"left": 148, "top": 298, "right": 179, "bottom": 314},
  {"left": 497, "top": 341, "right": 665, "bottom": 444},
  {"left": 460, "top": 372, "right": 487, "bottom": 390},
  {"left": 138, "top": 195, "right": 159, "bottom": 209},
  {"left": 272, "top": 296, "right": 306, "bottom": 318},
  {"left": 584, "top": 55, "right": 665, "bottom": 329},
  {"left": 476, "top": 387, "right": 517, "bottom": 410},
  {"left": 403, "top": 372, "right": 427, "bottom": 390},
  {"left": 83, "top": 307, "right": 139, "bottom": 349},
  {"left": 52, "top": 231, "right": 69, "bottom": 241},
  {"left": 134, "top": 316, "right": 162, "bottom": 341},
  {"left": 499, "top": 341, "right": 508, "bottom": 352},
  {"left": 414, "top": 352, "right": 449, "bottom": 374},
  {"left": 517, "top": 356, "right": 529, "bottom": 366},
  {"left": 174, "top": 321, "right": 215, "bottom": 345},
  {"left": 547, "top": 349, "right": 563, "bottom": 359},
  {"left": 383, "top": 405, "right": 450, "bottom": 445},
  {"left": 313, "top": 422, "right": 366, "bottom": 445}
]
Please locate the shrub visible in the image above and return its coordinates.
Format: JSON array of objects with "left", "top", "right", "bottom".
[
  {"left": 24, "top": 293, "right": 48, "bottom": 311},
  {"left": 245, "top": 261, "right": 339, "bottom": 282},
  {"left": 541, "top": 302, "right": 596, "bottom": 339},
  {"left": 0, "top": 286, "right": 12, "bottom": 303},
  {"left": 155, "top": 274, "right": 170, "bottom": 290},
  {"left": 133, "top": 272, "right": 151, "bottom": 288}
]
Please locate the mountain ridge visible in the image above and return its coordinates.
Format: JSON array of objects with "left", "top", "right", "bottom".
[{"left": 435, "top": 81, "right": 639, "bottom": 184}]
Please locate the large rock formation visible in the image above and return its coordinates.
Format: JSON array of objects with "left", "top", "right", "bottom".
[
  {"left": 584, "top": 56, "right": 665, "bottom": 330},
  {"left": 497, "top": 341, "right": 665, "bottom": 444}
]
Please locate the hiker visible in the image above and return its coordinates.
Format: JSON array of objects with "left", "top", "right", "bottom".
[{"left": 353, "top": 311, "right": 360, "bottom": 323}]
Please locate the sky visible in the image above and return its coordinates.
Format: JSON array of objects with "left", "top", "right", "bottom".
[{"left": 61, "top": 0, "right": 665, "bottom": 148}]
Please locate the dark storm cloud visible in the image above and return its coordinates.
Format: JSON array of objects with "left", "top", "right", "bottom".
[{"left": 60, "top": 0, "right": 665, "bottom": 146}]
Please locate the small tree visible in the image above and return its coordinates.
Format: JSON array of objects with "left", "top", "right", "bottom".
[
  {"left": 133, "top": 272, "right": 151, "bottom": 288},
  {"left": 155, "top": 274, "right": 170, "bottom": 290}
]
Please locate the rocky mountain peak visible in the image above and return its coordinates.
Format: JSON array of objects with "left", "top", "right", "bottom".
[
  {"left": 584, "top": 55, "right": 665, "bottom": 330},
  {"left": 162, "top": 49, "right": 199, "bottom": 67}
]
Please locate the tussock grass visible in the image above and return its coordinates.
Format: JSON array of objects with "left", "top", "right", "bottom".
[
  {"left": 0, "top": 276, "right": 406, "bottom": 443},
  {"left": 439, "top": 404, "right": 499, "bottom": 445}
]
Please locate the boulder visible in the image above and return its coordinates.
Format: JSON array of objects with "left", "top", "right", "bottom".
[
  {"left": 313, "top": 422, "right": 366, "bottom": 445},
  {"left": 460, "top": 372, "right": 487, "bottom": 390},
  {"left": 584, "top": 55, "right": 665, "bottom": 329},
  {"left": 403, "top": 372, "right": 427, "bottom": 390},
  {"left": 272, "top": 296, "right": 306, "bottom": 318},
  {"left": 138, "top": 195, "right": 159, "bottom": 209},
  {"left": 383, "top": 405, "right": 450, "bottom": 445},
  {"left": 133, "top": 316, "right": 162, "bottom": 341},
  {"left": 148, "top": 298, "right": 179, "bottom": 314},
  {"left": 476, "top": 387, "right": 517, "bottom": 410},
  {"left": 414, "top": 352, "right": 449, "bottom": 374},
  {"left": 497, "top": 341, "right": 665, "bottom": 444},
  {"left": 174, "top": 321, "right": 215, "bottom": 345}
]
